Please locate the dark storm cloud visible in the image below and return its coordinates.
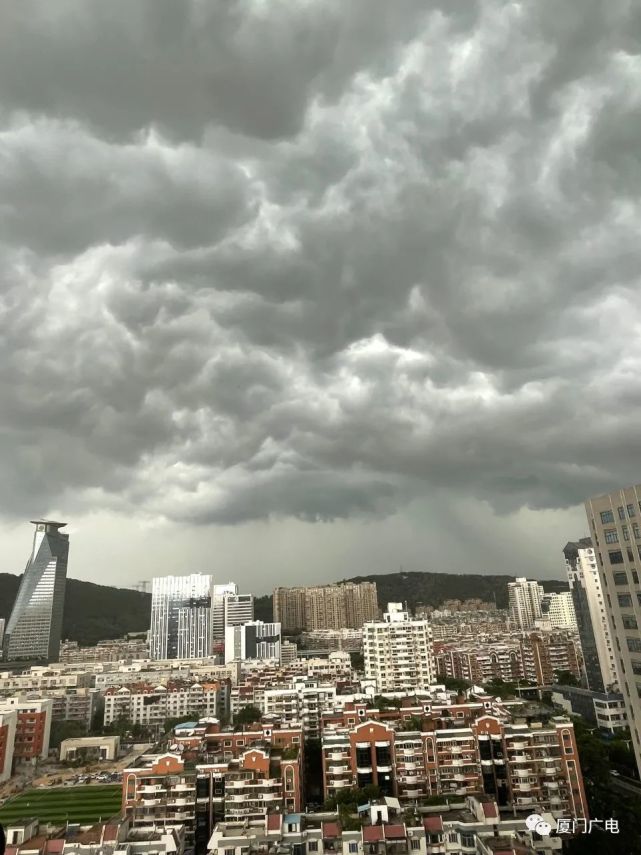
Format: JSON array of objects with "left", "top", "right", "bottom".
[{"left": 1, "top": 0, "right": 641, "bottom": 526}]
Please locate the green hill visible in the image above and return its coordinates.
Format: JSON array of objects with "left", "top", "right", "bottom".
[
  {"left": 0, "top": 573, "right": 151, "bottom": 646},
  {"left": 344, "top": 570, "right": 568, "bottom": 611}
]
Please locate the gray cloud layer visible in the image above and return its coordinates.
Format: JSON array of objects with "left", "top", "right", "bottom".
[{"left": 2, "top": 0, "right": 641, "bottom": 533}]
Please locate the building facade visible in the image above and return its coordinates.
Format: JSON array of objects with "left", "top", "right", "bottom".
[
  {"left": 150, "top": 574, "right": 214, "bottom": 660},
  {"left": 224, "top": 621, "right": 281, "bottom": 664},
  {"left": 0, "top": 696, "right": 52, "bottom": 763},
  {"left": 273, "top": 583, "right": 378, "bottom": 631},
  {"left": 321, "top": 715, "right": 588, "bottom": 819},
  {"left": 586, "top": 484, "right": 641, "bottom": 776},
  {"left": 0, "top": 708, "right": 17, "bottom": 782},
  {"left": 363, "top": 603, "right": 435, "bottom": 692},
  {"left": 507, "top": 579, "right": 543, "bottom": 630},
  {"left": 564, "top": 538, "right": 618, "bottom": 693},
  {"left": 4, "top": 520, "right": 69, "bottom": 662},
  {"left": 542, "top": 592, "right": 577, "bottom": 631}
]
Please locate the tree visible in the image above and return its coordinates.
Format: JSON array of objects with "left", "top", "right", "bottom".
[
  {"left": 50, "top": 719, "right": 87, "bottom": 750},
  {"left": 554, "top": 669, "right": 579, "bottom": 687},
  {"left": 442, "top": 677, "right": 471, "bottom": 693},
  {"left": 350, "top": 652, "right": 365, "bottom": 671},
  {"left": 235, "top": 705, "right": 262, "bottom": 725}
]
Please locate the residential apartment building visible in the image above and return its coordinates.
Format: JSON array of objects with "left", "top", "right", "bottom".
[
  {"left": 507, "top": 579, "right": 544, "bottom": 630},
  {"left": 224, "top": 621, "right": 281, "bottom": 664},
  {"left": 59, "top": 636, "right": 149, "bottom": 664},
  {"left": 363, "top": 603, "right": 435, "bottom": 692},
  {"left": 434, "top": 633, "right": 582, "bottom": 687},
  {"left": 3, "top": 520, "right": 69, "bottom": 661},
  {"left": 542, "top": 592, "right": 577, "bottom": 631},
  {"left": 586, "top": 483, "right": 641, "bottom": 775},
  {"left": 273, "top": 582, "right": 378, "bottom": 632},
  {"left": 104, "top": 680, "right": 227, "bottom": 727},
  {"left": 123, "top": 747, "right": 302, "bottom": 855},
  {"left": 0, "top": 696, "right": 52, "bottom": 763},
  {"left": 206, "top": 797, "right": 561, "bottom": 855},
  {"left": 0, "top": 708, "right": 17, "bottom": 782},
  {"left": 321, "top": 714, "right": 588, "bottom": 819},
  {"left": 150, "top": 574, "right": 214, "bottom": 660},
  {"left": 564, "top": 538, "right": 618, "bottom": 692}
]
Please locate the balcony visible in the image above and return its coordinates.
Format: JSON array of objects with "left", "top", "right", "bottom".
[
  {"left": 328, "top": 752, "right": 349, "bottom": 761},
  {"left": 333, "top": 780, "right": 351, "bottom": 789},
  {"left": 510, "top": 742, "right": 528, "bottom": 750}
]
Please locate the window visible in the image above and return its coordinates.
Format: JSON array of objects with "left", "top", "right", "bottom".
[
  {"left": 308, "top": 844, "right": 318, "bottom": 852},
  {"left": 604, "top": 529, "right": 619, "bottom": 543},
  {"left": 410, "top": 841, "right": 420, "bottom": 851},
  {"left": 623, "top": 526, "right": 630, "bottom": 541},
  {"left": 628, "top": 504, "right": 636, "bottom": 518},
  {"left": 624, "top": 615, "right": 639, "bottom": 630},
  {"left": 634, "top": 571, "right": 640, "bottom": 584},
  {"left": 349, "top": 845, "right": 358, "bottom": 854},
  {"left": 601, "top": 510, "right": 615, "bottom": 524},
  {"left": 610, "top": 551, "right": 624, "bottom": 565},
  {"left": 628, "top": 638, "right": 641, "bottom": 653},
  {"left": 618, "top": 594, "right": 633, "bottom": 607},
  {"left": 225, "top": 849, "right": 235, "bottom": 855},
  {"left": 619, "top": 506, "right": 626, "bottom": 520},
  {"left": 614, "top": 571, "right": 628, "bottom": 585},
  {"left": 632, "top": 661, "right": 641, "bottom": 676},
  {"left": 634, "top": 523, "right": 641, "bottom": 539}
]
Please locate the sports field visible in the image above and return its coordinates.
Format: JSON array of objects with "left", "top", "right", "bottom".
[{"left": 0, "top": 784, "right": 122, "bottom": 825}]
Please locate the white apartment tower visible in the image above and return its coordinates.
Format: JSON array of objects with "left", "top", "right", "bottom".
[
  {"left": 586, "top": 485, "right": 641, "bottom": 777},
  {"left": 507, "top": 578, "right": 544, "bottom": 629},
  {"left": 564, "top": 538, "right": 618, "bottom": 693},
  {"left": 150, "top": 574, "right": 213, "bottom": 660},
  {"left": 363, "top": 603, "right": 435, "bottom": 693},
  {"left": 543, "top": 592, "right": 578, "bottom": 630}
]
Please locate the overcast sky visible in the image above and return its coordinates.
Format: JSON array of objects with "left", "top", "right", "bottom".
[{"left": 1, "top": 0, "right": 640, "bottom": 594}]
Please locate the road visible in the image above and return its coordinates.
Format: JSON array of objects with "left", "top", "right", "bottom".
[{"left": 610, "top": 772, "right": 641, "bottom": 796}]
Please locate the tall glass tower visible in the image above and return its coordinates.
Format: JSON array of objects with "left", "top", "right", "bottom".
[
  {"left": 150, "top": 573, "right": 214, "bottom": 660},
  {"left": 4, "top": 520, "right": 69, "bottom": 661}
]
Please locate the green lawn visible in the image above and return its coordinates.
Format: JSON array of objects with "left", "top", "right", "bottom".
[{"left": 0, "top": 785, "right": 122, "bottom": 825}]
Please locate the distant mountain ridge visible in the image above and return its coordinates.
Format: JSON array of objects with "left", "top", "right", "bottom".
[
  {"left": 343, "top": 570, "right": 568, "bottom": 611},
  {"left": 0, "top": 569, "right": 568, "bottom": 644},
  {"left": 0, "top": 573, "right": 151, "bottom": 646}
]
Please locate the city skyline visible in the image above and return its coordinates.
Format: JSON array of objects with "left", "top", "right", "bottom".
[{"left": 2, "top": 2, "right": 641, "bottom": 587}]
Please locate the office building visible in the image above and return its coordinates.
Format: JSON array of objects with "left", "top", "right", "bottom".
[
  {"left": 224, "top": 621, "right": 281, "bottom": 664},
  {"left": 507, "top": 578, "right": 544, "bottom": 630},
  {"left": 4, "top": 520, "right": 69, "bottom": 662},
  {"left": 273, "top": 582, "right": 378, "bottom": 631},
  {"left": 150, "top": 574, "right": 213, "bottom": 660},
  {"left": 586, "top": 484, "right": 641, "bottom": 776},
  {"left": 363, "top": 603, "right": 435, "bottom": 692},
  {"left": 0, "top": 619, "right": 5, "bottom": 651},
  {"left": 211, "top": 582, "right": 238, "bottom": 640},
  {"left": 564, "top": 538, "right": 618, "bottom": 692}
]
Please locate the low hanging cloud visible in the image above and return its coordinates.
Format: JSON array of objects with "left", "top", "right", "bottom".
[{"left": 2, "top": 0, "right": 641, "bottom": 528}]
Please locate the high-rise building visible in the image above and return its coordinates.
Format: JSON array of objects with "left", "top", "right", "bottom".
[
  {"left": 542, "top": 592, "right": 578, "bottom": 630},
  {"left": 150, "top": 574, "right": 213, "bottom": 661},
  {"left": 363, "top": 603, "right": 435, "bottom": 692},
  {"left": 211, "top": 584, "right": 254, "bottom": 640},
  {"left": 211, "top": 582, "right": 238, "bottom": 640},
  {"left": 4, "top": 520, "right": 69, "bottom": 662},
  {"left": 564, "top": 538, "right": 618, "bottom": 692},
  {"left": 224, "top": 621, "right": 281, "bottom": 664},
  {"left": 586, "top": 484, "right": 641, "bottom": 776},
  {"left": 507, "top": 577, "right": 544, "bottom": 629},
  {"left": 273, "top": 582, "right": 378, "bottom": 631}
]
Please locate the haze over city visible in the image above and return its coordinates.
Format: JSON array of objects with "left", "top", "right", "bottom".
[{"left": 2, "top": 2, "right": 641, "bottom": 590}]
